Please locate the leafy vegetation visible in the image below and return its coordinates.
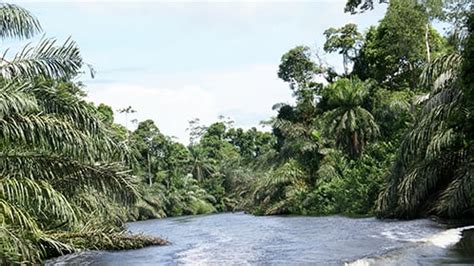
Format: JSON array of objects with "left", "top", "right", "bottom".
[
  {"left": 2, "top": 0, "right": 474, "bottom": 264},
  {"left": 0, "top": 4, "right": 163, "bottom": 264},
  {"left": 378, "top": 11, "right": 474, "bottom": 219},
  {"left": 123, "top": 0, "right": 472, "bottom": 220}
]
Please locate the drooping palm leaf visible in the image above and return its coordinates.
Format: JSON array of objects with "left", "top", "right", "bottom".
[
  {"left": 377, "top": 49, "right": 472, "bottom": 218},
  {"left": 0, "top": 38, "right": 83, "bottom": 80},
  {"left": 0, "top": 3, "right": 41, "bottom": 40}
]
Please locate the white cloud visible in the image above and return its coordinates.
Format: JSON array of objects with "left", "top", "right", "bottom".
[
  {"left": 87, "top": 83, "right": 218, "bottom": 142},
  {"left": 86, "top": 64, "right": 293, "bottom": 144},
  {"left": 199, "top": 64, "right": 293, "bottom": 119}
]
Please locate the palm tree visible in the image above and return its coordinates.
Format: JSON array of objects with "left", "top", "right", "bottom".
[
  {"left": 0, "top": 4, "right": 84, "bottom": 80},
  {"left": 251, "top": 159, "right": 307, "bottom": 215},
  {"left": 322, "top": 78, "right": 379, "bottom": 158},
  {"left": 269, "top": 116, "right": 322, "bottom": 180},
  {"left": 0, "top": 4, "right": 144, "bottom": 264},
  {"left": 0, "top": 80, "right": 141, "bottom": 263},
  {"left": 189, "top": 147, "right": 217, "bottom": 182},
  {"left": 377, "top": 49, "right": 473, "bottom": 218}
]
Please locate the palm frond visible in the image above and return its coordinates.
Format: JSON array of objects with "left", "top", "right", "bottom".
[
  {"left": 0, "top": 152, "right": 139, "bottom": 205},
  {"left": 0, "top": 3, "right": 41, "bottom": 40},
  {"left": 0, "top": 224, "right": 42, "bottom": 264},
  {"left": 322, "top": 78, "right": 378, "bottom": 157},
  {"left": 28, "top": 84, "right": 103, "bottom": 135},
  {"left": 0, "top": 176, "right": 77, "bottom": 224},
  {"left": 420, "top": 53, "right": 462, "bottom": 90},
  {"left": 434, "top": 160, "right": 473, "bottom": 217},
  {"left": 0, "top": 114, "right": 104, "bottom": 160},
  {"left": 0, "top": 82, "right": 38, "bottom": 116},
  {"left": 377, "top": 49, "right": 471, "bottom": 218},
  {"left": 0, "top": 37, "right": 83, "bottom": 80},
  {"left": 0, "top": 198, "right": 38, "bottom": 232}
]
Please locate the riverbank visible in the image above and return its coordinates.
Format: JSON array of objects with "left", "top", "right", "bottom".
[
  {"left": 447, "top": 229, "right": 474, "bottom": 263},
  {"left": 45, "top": 231, "right": 169, "bottom": 261},
  {"left": 348, "top": 225, "right": 474, "bottom": 265}
]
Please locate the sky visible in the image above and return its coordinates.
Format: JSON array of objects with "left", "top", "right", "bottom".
[{"left": 10, "top": 0, "right": 387, "bottom": 143}]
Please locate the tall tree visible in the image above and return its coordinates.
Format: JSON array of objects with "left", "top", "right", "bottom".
[
  {"left": 321, "top": 78, "right": 379, "bottom": 158},
  {"left": 377, "top": 12, "right": 474, "bottom": 218},
  {"left": 277, "top": 46, "right": 317, "bottom": 92},
  {"left": 345, "top": 0, "right": 388, "bottom": 14},
  {"left": 277, "top": 46, "right": 324, "bottom": 125},
  {"left": 324, "top": 23, "right": 363, "bottom": 75},
  {"left": 352, "top": 0, "right": 447, "bottom": 89}
]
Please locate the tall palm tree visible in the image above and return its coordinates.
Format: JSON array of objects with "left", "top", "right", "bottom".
[
  {"left": 189, "top": 147, "right": 217, "bottom": 182},
  {"left": 0, "top": 4, "right": 142, "bottom": 264},
  {"left": 322, "top": 78, "right": 379, "bottom": 158},
  {"left": 377, "top": 49, "right": 473, "bottom": 218},
  {"left": 0, "top": 80, "right": 140, "bottom": 264},
  {"left": 377, "top": 11, "right": 474, "bottom": 218}
]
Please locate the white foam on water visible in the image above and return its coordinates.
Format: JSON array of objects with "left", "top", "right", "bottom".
[
  {"left": 380, "top": 229, "right": 420, "bottom": 243},
  {"left": 345, "top": 258, "right": 375, "bottom": 266},
  {"left": 347, "top": 225, "right": 474, "bottom": 265},
  {"left": 421, "top": 225, "right": 474, "bottom": 248}
]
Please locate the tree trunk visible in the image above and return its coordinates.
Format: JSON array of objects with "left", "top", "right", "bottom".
[
  {"left": 147, "top": 151, "right": 152, "bottom": 186},
  {"left": 425, "top": 23, "right": 431, "bottom": 64},
  {"left": 351, "top": 131, "right": 360, "bottom": 158},
  {"left": 343, "top": 53, "right": 349, "bottom": 75}
]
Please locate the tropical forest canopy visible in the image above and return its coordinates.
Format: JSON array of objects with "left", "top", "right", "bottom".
[{"left": 1, "top": 0, "right": 473, "bottom": 264}]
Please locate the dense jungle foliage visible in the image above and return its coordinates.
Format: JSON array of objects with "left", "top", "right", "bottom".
[
  {"left": 122, "top": 0, "right": 473, "bottom": 219},
  {"left": 1, "top": 0, "right": 473, "bottom": 264}
]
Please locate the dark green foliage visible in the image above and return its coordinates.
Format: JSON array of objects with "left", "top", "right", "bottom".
[
  {"left": 226, "top": 127, "right": 276, "bottom": 163},
  {"left": 320, "top": 78, "right": 379, "bottom": 158},
  {"left": 97, "top": 103, "right": 114, "bottom": 125},
  {"left": 353, "top": 0, "right": 447, "bottom": 88},
  {"left": 277, "top": 46, "right": 318, "bottom": 91},
  {"left": 377, "top": 38, "right": 473, "bottom": 218},
  {"left": 309, "top": 143, "right": 393, "bottom": 215},
  {"left": 345, "top": 0, "right": 388, "bottom": 14},
  {"left": 324, "top": 23, "right": 363, "bottom": 74},
  {"left": 240, "top": 0, "right": 474, "bottom": 219},
  {"left": 369, "top": 87, "right": 413, "bottom": 141},
  {"left": 461, "top": 11, "right": 474, "bottom": 141}
]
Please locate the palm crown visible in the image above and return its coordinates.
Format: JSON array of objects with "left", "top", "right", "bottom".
[
  {"left": 0, "top": 4, "right": 139, "bottom": 264},
  {"left": 322, "top": 78, "right": 379, "bottom": 158}
]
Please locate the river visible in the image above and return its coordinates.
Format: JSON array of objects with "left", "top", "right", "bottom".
[{"left": 47, "top": 212, "right": 474, "bottom": 265}]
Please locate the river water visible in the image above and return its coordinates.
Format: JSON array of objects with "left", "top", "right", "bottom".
[{"left": 47, "top": 212, "right": 474, "bottom": 265}]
